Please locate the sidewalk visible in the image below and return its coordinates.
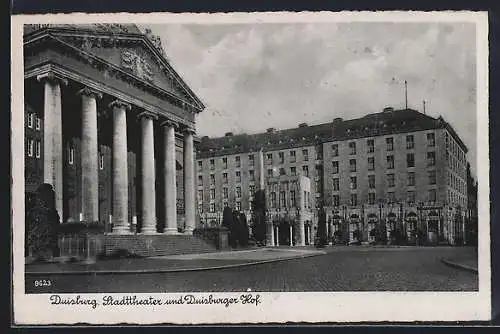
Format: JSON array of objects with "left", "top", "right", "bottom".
[
  {"left": 25, "top": 247, "right": 326, "bottom": 275},
  {"left": 441, "top": 249, "right": 478, "bottom": 273}
]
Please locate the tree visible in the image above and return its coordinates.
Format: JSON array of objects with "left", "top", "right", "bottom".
[
  {"left": 315, "top": 207, "right": 328, "bottom": 247},
  {"left": 239, "top": 213, "right": 250, "bottom": 247},
  {"left": 222, "top": 206, "right": 237, "bottom": 247},
  {"left": 251, "top": 189, "right": 267, "bottom": 245}
]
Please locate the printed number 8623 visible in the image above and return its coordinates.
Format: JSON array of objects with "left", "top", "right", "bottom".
[{"left": 34, "top": 280, "right": 52, "bottom": 287}]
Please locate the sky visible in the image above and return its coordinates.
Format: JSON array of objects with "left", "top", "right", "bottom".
[{"left": 142, "top": 22, "right": 477, "bottom": 176}]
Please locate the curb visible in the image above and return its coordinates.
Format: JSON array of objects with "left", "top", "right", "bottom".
[
  {"left": 25, "top": 251, "right": 326, "bottom": 276},
  {"left": 441, "top": 258, "right": 478, "bottom": 274}
]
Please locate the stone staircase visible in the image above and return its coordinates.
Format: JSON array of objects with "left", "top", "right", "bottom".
[{"left": 103, "top": 234, "right": 218, "bottom": 257}]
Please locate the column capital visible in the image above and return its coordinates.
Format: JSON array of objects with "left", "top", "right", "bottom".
[
  {"left": 109, "top": 99, "right": 132, "bottom": 111},
  {"left": 160, "top": 119, "right": 179, "bottom": 129},
  {"left": 77, "top": 86, "right": 103, "bottom": 99},
  {"left": 37, "top": 71, "right": 68, "bottom": 86},
  {"left": 137, "top": 110, "right": 158, "bottom": 120},
  {"left": 180, "top": 124, "right": 196, "bottom": 135}
]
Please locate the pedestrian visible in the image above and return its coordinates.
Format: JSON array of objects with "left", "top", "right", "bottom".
[{"left": 26, "top": 183, "right": 60, "bottom": 261}]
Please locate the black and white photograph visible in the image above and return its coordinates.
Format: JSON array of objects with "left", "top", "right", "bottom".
[{"left": 11, "top": 11, "right": 490, "bottom": 324}]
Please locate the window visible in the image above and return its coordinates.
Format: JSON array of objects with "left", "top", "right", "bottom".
[
  {"left": 428, "top": 189, "right": 437, "bottom": 203},
  {"left": 302, "top": 149, "right": 309, "bottom": 161},
  {"left": 35, "top": 140, "right": 41, "bottom": 158},
  {"left": 428, "top": 170, "right": 436, "bottom": 185},
  {"left": 280, "top": 191, "right": 286, "bottom": 208},
  {"left": 198, "top": 175, "right": 203, "bottom": 186},
  {"left": 198, "top": 203, "right": 203, "bottom": 213},
  {"left": 387, "top": 155, "right": 394, "bottom": 169},
  {"left": 223, "top": 173, "right": 228, "bottom": 184},
  {"left": 386, "top": 137, "right": 394, "bottom": 151},
  {"left": 223, "top": 201, "right": 228, "bottom": 208},
  {"left": 267, "top": 169, "right": 273, "bottom": 177},
  {"left": 99, "top": 153, "right": 104, "bottom": 170},
  {"left": 387, "top": 192, "right": 396, "bottom": 204},
  {"left": 333, "top": 178, "right": 340, "bottom": 191},
  {"left": 427, "top": 133, "right": 435, "bottom": 147},
  {"left": 210, "top": 203, "right": 215, "bottom": 213},
  {"left": 68, "top": 146, "right": 74, "bottom": 165},
  {"left": 368, "top": 157, "right": 375, "bottom": 171},
  {"left": 290, "top": 166, "right": 296, "bottom": 176},
  {"left": 333, "top": 195, "right": 340, "bottom": 207},
  {"left": 278, "top": 152, "right": 284, "bottom": 164},
  {"left": 27, "top": 113, "right": 33, "bottom": 128},
  {"left": 197, "top": 160, "right": 203, "bottom": 171},
  {"left": 368, "top": 175, "right": 375, "bottom": 189},
  {"left": 235, "top": 156, "right": 241, "bottom": 168},
  {"left": 350, "top": 194, "right": 357, "bottom": 206},
  {"left": 302, "top": 165, "right": 309, "bottom": 177},
  {"left": 210, "top": 174, "right": 215, "bottom": 185},
  {"left": 236, "top": 171, "right": 241, "bottom": 182},
  {"left": 366, "top": 192, "right": 375, "bottom": 205},
  {"left": 249, "top": 185, "right": 255, "bottom": 197},
  {"left": 236, "top": 201, "right": 241, "bottom": 211},
  {"left": 249, "top": 154, "right": 255, "bottom": 166},
  {"left": 407, "top": 172, "right": 415, "bottom": 186},
  {"left": 290, "top": 150, "right": 296, "bottom": 162},
  {"left": 27, "top": 138, "right": 34, "bottom": 157},
  {"left": 406, "top": 135, "right": 414, "bottom": 149},
  {"left": 236, "top": 186, "right": 242, "bottom": 198},
  {"left": 332, "top": 161, "right": 339, "bottom": 174},
  {"left": 407, "top": 191, "right": 416, "bottom": 204},
  {"left": 290, "top": 190, "right": 296, "bottom": 207},
  {"left": 222, "top": 157, "right": 227, "bottom": 169},
  {"left": 427, "top": 152, "right": 436, "bottom": 166},
  {"left": 35, "top": 116, "right": 41, "bottom": 130},
  {"left": 349, "top": 159, "right": 357, "bottom": 172},
  {"left": 270, "top": 192, "right": 277, "bottom": 208},
  {"left": 223, "top": 187, "right": 228, "bottom": 199},
  {"left": 332, "top": 144, "right": 339, "bottom": 157},
  {"left": 249, "top": 170, "right": 255, "bottom": 181},
  {"left": 367, "top": 139, "right": 374, "bottom": 153},
  {"left": 350, "top": 176, "right": 357, "bottom": 190},
  {"left": 210, "top": 188, "right": 215, "bottom": 200},
  {"left": 315, "top": 180, "right": 321, "bottom": 193},
  {"left": 198, "top": 190, "right": 203, "bottom": 201},
  {"left": 387, "top": 173, "right": 395, "bottom": 188},
  {"left": 267, "top": 153, "right": 273, "bottom": 165},
  {"left": 407, "top": 153, "right": 415, "bottom": 168},
  {"left": 349, "top": 142, "right": 356, "bottom": 155},
  {"left": 210, "top": 159, "right": 215, "bottom": 169},
  {"left": 316, "top": 148, "right": 323, "bottom": 160},
  {"left": 279, "top": 167, "right": 286, "bottom": 176}
]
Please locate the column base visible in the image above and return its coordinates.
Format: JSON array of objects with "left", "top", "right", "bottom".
[
  {"left": 140, "top": 227, "right": 158, "bottom": 235},
  {"left": 163, "top": 228, "right": 180, "bottom": 235},
  {"left": 111, "top": 227, "right": 133, "bottom": 235}
]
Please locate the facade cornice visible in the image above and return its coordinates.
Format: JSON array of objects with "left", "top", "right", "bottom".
[
  {"left": 25, "top": 63, "right": 195, "bottom": 129},
  {"left": 24, "top": 32, "right": 204, "bottom": 113}
]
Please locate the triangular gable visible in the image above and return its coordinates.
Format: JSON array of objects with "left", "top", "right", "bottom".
[{"left": 53, "top": 32, "right": 204, "bottom": 111}]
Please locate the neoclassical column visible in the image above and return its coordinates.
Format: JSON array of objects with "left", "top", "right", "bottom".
[
  {"left": 183, "top": 127, "right": 196, "bottom": 234},
  {"left": 77, "top": 86, "right": 102, "bottom": 223},
  {"left": 267, "top": 221, "right": 275, "bottom": 246},
  {"left": 162, "top": 120, "right": 178, "bottom": 234},
  {"left": 289, "top": 225, "right": 293, "bottom": 246},
  {"left": 139, "top": 112, "right": 157, "bottom": 234},
  {"left": 110, "top": 99, "right": 131, "bottom": 234},
  {"left": 37, "top": 72, "right": 68, "bottom": 222},
  {"left": 298, "top": 217, "right": 306, "bottom": 246}
]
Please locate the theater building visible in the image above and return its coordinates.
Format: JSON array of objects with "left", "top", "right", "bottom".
[
  {"left": 24, "top": 24, "right": 205, "bottom": 242},
  {"left": 196, "top": 108, "right": 470, "bottom": 246}
]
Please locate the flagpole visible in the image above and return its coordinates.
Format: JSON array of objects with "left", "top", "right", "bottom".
[{"left": 404, "top": 80, "right": 408, "bottom": 109}]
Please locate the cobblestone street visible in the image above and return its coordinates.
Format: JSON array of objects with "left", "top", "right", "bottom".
[{"left": 25, "top": 247, "right": 478, "bottom": 293}]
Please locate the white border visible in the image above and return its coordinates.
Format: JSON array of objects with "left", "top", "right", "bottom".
[{"left": 11, "top": 11, "right": 490, "bottom": 324}]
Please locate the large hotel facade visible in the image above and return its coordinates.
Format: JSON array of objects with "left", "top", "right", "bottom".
[
  {"left": 23, "top": 24, "right": 205, "bottom": 242},
  {"left": 196, "top": 107, "right": 470, "bottom": 246}
]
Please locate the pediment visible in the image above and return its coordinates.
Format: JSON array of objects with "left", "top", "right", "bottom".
[{"left": 54, "top": 34, "right": 203, "bottom": 110}]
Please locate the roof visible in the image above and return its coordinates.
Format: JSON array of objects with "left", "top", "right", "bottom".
[{"left": 196, "top": 108, "right": 447, "bottom": 158}]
